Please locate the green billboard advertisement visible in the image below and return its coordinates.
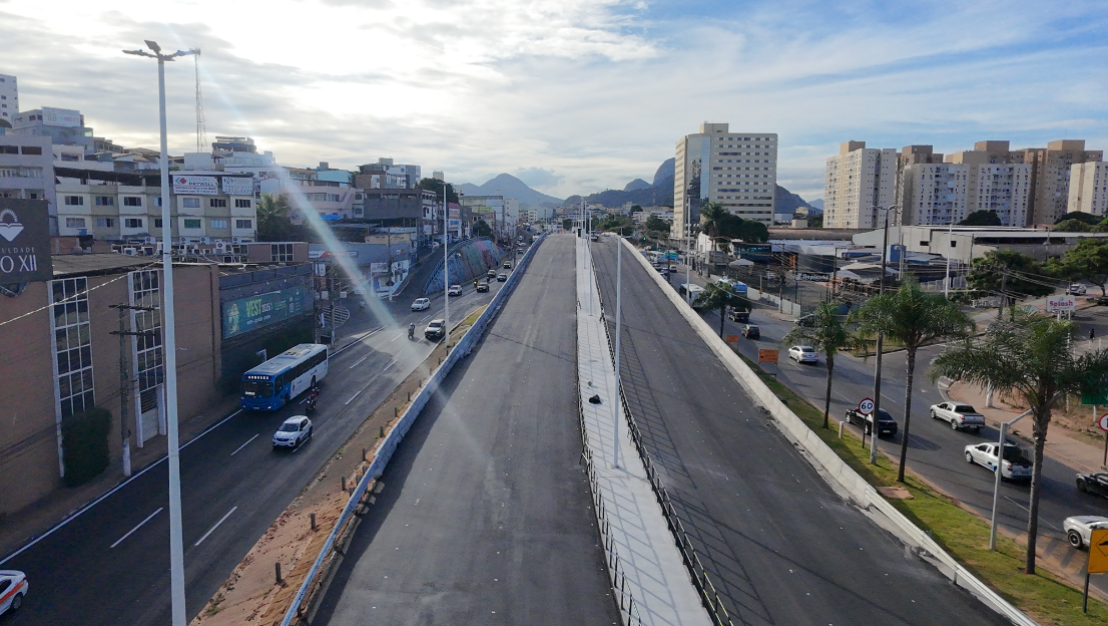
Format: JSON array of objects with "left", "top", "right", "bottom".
[{"left": 222, "top": 286, "right": 307, "bottom": 339}]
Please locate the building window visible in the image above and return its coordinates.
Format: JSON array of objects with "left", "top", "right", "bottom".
[
  {"left": 183, "top": 218, "right": 202, "bottom": 229},
  {"left": 155, "top": 197, "right": 162, "bottom": 207},
  {"left": 95, "top": 218, "right": 116, "bottom": 228},
  {"left": 123, "top": 196, "right": 143, "bottom": 207},
  {"left": 234, "top": 198, "right": 251, "bottom": 208},
  {"left": 209, "top": 198, "right": 228, "bottom": 208},
  {"left": 65, "top": 217, "right": 86, "bottom": 229},
  {"left": 50, "top": 277, "right": 95, "bottom": 419},
  {"left": 64, "top": 195, "right": 84, "bottom": 206},
  {"left": 271, "top": 243, "right": 293, "bottom": 262},
  {"left": 182, "top": 197, "right": 201, "bottom": 209},
  {"left": 130, "top": 269, "right": 164, "bottom": 399},
  {"left": 20, "top": 146, "right": 42, "bottom": 155},
  {"left": 235, "top": 219, "right": 253, "bottom": 229},
  {"left": 124, "top": 218, "right": 143, "bottom": 228},
  {"left": 0, "top": 146, "right": 16, "bottom": 154},
  {"left": 154, "top": 219, "right": 163, "bottom": 228},
  {"left": 95, "top": 196, "right": 114, "bottom": 206},
  {"left": 210, "top": 219, "right": 228, "bottom": 229}
]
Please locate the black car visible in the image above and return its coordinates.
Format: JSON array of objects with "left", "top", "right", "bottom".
[
  {"left": 1098, "top": 295, "right": 1108, "bottom": 306},
  {"left": 487, "top": 270, "right": 497, "bottom": 279},
  {"left": 1077, "top": 471, "right": 1108, "bottom": 497},
  {"left": 476, "top": 281, "right": 490, "bottom": 293},
  {"left": 728, "top": 309, "right": 749, "bottom": 323},
  {"left": 741, "top": 324, "right": 760, "bottom": 339},
  {"left": 845, "top": 407, "right": 898, "bottom": 437}
]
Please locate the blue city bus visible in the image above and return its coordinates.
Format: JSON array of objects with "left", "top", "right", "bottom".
[{"left": 241, "top": 344, "right": 329, "bottom": 411}]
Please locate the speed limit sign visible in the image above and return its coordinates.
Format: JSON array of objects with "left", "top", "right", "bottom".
[
  {"left": 858, "top": 398, "right": 875, "bottom": 415},
  {"left": 1099, "top": 413, "right": 1108, "bottom": 432}
]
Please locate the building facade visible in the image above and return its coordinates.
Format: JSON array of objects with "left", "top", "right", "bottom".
[
  {"left": 823, "top": 141, "right": 898, "bottom": 229},
  {"left": 0, "top": 73, "right": 16, "bottom": 125},
  {"left": 1068, "top": 162, "right": 1108, "bottom": 217},
  {"left": 0, "top": 135, "right": 55, "bottom": 232},
  {"left": 673, "top": 122, "right": 777, "bottom": 238}
]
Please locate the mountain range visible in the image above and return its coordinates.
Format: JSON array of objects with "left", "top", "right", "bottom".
[{"left": 456, "top": 174, "right": 562, "bottom": 206}]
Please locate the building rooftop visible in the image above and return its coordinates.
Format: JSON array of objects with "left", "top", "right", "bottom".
[{"left": 52, "top": 253, "right": 157, "bottom": 278}]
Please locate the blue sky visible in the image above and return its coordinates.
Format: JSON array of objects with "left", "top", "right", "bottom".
[{"left": 2, "top": 0, "right": 1106, "bottom": 201}]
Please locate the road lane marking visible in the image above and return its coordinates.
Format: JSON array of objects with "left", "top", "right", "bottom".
[
  {"left": 194, "top": 506, "right": 238, "bottom": 546},
  {"left": 230, "top": 434, "right": 259, "bottom": 456},
  {"left": 390, "top": 332, "right": 405, "bottom": 341},
  {"left": 345, "top": 389, "right": 364, "bottom": 405},
  {"left": 111, "top": 508, "right": 164, "bottom": 548},
  {"left": 348, "top": 356, "right": 369, "bottom": 369}
]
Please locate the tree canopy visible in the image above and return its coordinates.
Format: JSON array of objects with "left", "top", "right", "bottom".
[
  {"left": 1052, "top": 218, "right": 1093, "bottom": 233},
  {"left": 698, "top": 201, "right": 770, "bottom": 243},
  {"left": 1047, "top": 237, "right": 1108, "bottom": 295},
  {"left": 958, "top": 210, "right": 1002, "bottom": 226},
  {"left": 257, "top": 193, "right": 294, "bottom": 241},
  {"left": 783, "top": 302, "right": 852, "bottom": 429},
  {"left": 417, "top": 178, "right": 459, "bottom": 204},
  {"left": 472, "top": 219, "right": 492, "bottom": 238},
  {"left": 1054, "top": 212, "right": 1101, "bottom": 226},
  {"left": 965, "top": 249, "right": 1055, "bottom": 314},
  {"left": 644, "top": 215, "right": 670, "bottom": 233}
]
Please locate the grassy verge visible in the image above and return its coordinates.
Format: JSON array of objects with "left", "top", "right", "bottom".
[{"left": 734, "top": 349, "right": 1107, "bottom": 625}]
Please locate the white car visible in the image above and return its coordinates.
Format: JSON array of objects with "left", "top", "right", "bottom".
[
  {"left": 273, "top": 415, "right": 312, "bottom": 449},
  {"left": 411, "top": 298, "right": 430, "bottom": 311},
  {"left": 964, "top": 442, "right": 1032, "bottom": 480},
  {"left": 1069, "top": 284, "right": 1088, "bottom": 295},
  {"left": 0, "top": 570, "right": 28, "bottom": 616},
  {"left": 788, "top": 345, "right": 818, "bottom": 364},
  {"left": 1064, "top": 515, "right": 1108, "bottom": 548},
  {"left": 448, "top": 285, "right": 462, "bottom": 297},
  {"left": 930, "top": 401, "right": 986, "bottom": 432}
]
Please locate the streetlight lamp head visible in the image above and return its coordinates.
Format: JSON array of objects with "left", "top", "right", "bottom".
[{"left": 145, "top": 40, "right": 161, "bottom": 53}]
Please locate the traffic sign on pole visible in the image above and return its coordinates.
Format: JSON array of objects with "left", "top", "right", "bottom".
[
  {"left": 858, "top": 397, "right": 875, "bottom": 415},
  {"left": 1099, "top": 414, "right": 1108, "bottom": 432}
]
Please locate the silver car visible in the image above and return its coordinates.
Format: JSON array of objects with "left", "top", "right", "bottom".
[
  {"left": 273, "top": 415, "right": 313, "bottom": 449},
  {"left": 1064, "top": 515, "right": 1108, "bottom": 548}
]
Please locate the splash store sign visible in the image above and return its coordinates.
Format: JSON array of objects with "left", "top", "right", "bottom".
[{"left": 0, "top": 198, "right": 52, "bottom": 283}]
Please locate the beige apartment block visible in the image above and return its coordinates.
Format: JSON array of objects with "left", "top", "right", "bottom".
[
  {"left": 944, "top": 142, "right": 1032, "bottom": 226},
  {"left": 823, "top": 141, "right": 897, "bottom": 229},
  {"left": 673, "top": 122, "right": 777, "bottom": 238},
  {"left": 1030, "top": 140, "right": 1102, "bottom": 225},
  {"left": 1068, "top": 161, "right": 1108, "bottom": 217}
]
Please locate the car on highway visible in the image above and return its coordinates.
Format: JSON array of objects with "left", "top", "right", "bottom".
[
  {"left": 424, "top": 319, "right": 446, "bottom": 341},
  {"left": 1069, "top": 284, "right": 1088, "bottom": 295},
  {"left": 1076, "top": 471, "right": 1108, "bottom": 497},
  {"left": 1098, "top": 295, "right": 1108, "bottom": 306},
  {"left": 1064, "top": 515, "right": 1108, "bottom": 548},
  {"left": 930, "top": 402, "right": 986, "bottom": 432},
  {"left": 476, "top": 281, "right": 490, "bottom": 293},
  {"left": 845, "top": 407, "right": 898, "bottom": 437},
  {"left": 497, "top": 273, "right": 507, "bottom": 282},
  {"left": 487, "top": 269, "right": 497, "bottom": 279},
  {"left": 728, "top": 309, "right": 749, "bottom": 323},
  {"left": 503, "top": 261, "right": 512, "bottom": 269},
  {"left": 787, "top": 345, "right": 818, "bottom": 364},
  {"left": 741, "top": 324, "right": 760, "bottom": 339},
  {"left": 796, "top": 314, "right": 816, "bottom": 327},
  {"left": 411, "top": 298, "right": 431, "bottom": 311},
  {"left": 0, "top": 570, "right": 28, "bottom": 616},
  {"left": 448, "top": 285, "right": 462, "bottom": 297},
  {"left": 590, "top": 234, "right": 599, "bottom": 241},
  {"left": 964, "top": 441, "right": 1032, "bottom": 480},
  {"left": 272, "top": 415, "right": 312, "bottom": 449}
]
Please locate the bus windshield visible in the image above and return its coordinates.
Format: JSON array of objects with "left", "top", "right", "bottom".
[{"left": 242, "top": 379, "right": 273, "bottom": 398}]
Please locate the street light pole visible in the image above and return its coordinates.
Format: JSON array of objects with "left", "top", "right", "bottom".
[
  {"left": 123, "top": 40, "right": 195, "bottom": 626},
  {"left": 870, "top": 205, "right": 898, "bottom": 464},
  {"left": 613, "top": 233, "right": 622, "bottom": 468},
  {"left": 990, "top": 409, "right": 1031, "bottom": 550},
  {"left": 944, "top": 218, "right": 954, "bottom": 298},
  {"left": 443, "top": 185, "right": 450, "bottom": 349}
]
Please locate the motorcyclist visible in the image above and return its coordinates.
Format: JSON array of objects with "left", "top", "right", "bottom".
[{"left": 408, "top": 322, "right": 416, "bottom": 339}]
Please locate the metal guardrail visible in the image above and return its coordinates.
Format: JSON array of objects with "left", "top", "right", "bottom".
[
  {"left": 587, "top": 245, "right": 734, "bottom": 626},
  {"left": 279, "top": 235, "right": 547, "bottom": 626}
]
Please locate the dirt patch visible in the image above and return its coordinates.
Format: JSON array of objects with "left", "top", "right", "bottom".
[{"left": 190, "top": 315, "right": 481, "bottom": 626}]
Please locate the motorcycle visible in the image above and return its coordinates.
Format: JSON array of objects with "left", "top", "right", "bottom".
[{"left": 408, "top": 324, "right": 416, "bottom": 340}]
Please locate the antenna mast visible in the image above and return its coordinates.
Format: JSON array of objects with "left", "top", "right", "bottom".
[{"left": 193, "top": 49, "right": 207, "bottom": 154}]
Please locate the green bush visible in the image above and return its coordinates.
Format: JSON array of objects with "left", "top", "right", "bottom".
[{"left": 62, "top": 406, "right": 112, "bottom": 487}]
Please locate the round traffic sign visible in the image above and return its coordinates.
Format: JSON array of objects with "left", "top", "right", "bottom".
[
  {"left": 1099, "top": 413, "right": 1108, "bottom": 432},
  {"left": 858, "top": 398, "right": 875, "bottom": 415}
]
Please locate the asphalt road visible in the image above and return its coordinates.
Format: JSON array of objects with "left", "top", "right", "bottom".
[
  {"left": 314, "top": 235, "right": 620, "bottom": 625},
  {"left": 669, "top": 261, "right": 1108, "bottom": 594},
  {"left": 1, "top": 260, "right": 512, "bottom": 626},
  {"left": 591, "top": 237, "right": 1008, "bottom": 626}
]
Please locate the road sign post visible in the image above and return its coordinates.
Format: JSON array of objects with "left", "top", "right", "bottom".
[
  {"left": 1099, "top": 414, "right": 1108, "bottom": 466},
  {"left": 858, "top": 398, "right": 875, "bottom": 415},
  {"left": 1085, "top": 527, "right": 1108, "bottom": 613},
  {"left": 758, "top": 349, "right": 778, "bottom": 378}
]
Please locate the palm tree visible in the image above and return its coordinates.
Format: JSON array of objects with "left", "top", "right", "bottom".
[
  {"left": 784, "top": 302, "right": 851, "bottom": 429},
  {"left": 698, "top": 201, "right": 726, "bottom": 239},
  {"left": 851, "top": 278, "right": 973, "bottom": 481},
  {"left": 694, "top": 282, "right": 749, "bottom": 338},
  {"left": 257, "top": 193, "right": 292, "bottom": 241},
  {"left": 930, "top": 310, "right": 1108, "bottom": 574}
]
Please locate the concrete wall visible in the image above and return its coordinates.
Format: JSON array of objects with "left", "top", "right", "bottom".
[{"left": 424, "top": 238, "right": 502, "bottom": 293}]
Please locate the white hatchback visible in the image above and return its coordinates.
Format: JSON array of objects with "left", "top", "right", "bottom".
[
  {"left": 788, "top": 345, "right": 818, "bottom": 364},
  {"left": 273, "top": 415, "right": 313, "bottom": 449},
  {"left": 0, "top": 570, "right": 28, "bottom": 616},
  {"left": 411, "top": 298, "right": 431, "bottom": 311}
]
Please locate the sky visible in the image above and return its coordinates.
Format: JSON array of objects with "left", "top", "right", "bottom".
[{"left": 2, "top": 0, "right": 1107, "bottom": 202}]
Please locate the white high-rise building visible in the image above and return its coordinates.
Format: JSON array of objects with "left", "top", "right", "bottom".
[
  {"left": 823, "top": 141, "right": 898, "bottom": 229},
  {"left": 0, "top": 74, "right": 19, "bottom": 125},
  {"left": 673, "top": 122, "right": 777, "bottom": 238},
  {"left": 1068, "top": 162, "right": 1108, "bottom": 218}
]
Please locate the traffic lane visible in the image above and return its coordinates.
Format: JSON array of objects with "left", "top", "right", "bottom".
[
  {"left": 593, "top": 241, "right": 1006, "bottom": 626},
  {"left": 316, "top": 235, "right": 619, "bottom": 625}
]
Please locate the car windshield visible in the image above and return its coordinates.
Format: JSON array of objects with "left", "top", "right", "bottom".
[
  {"left": 242, "top": 379, "right": 273, "bottom": 398},
  {"left": 876, "top": 409, "right": 894, "bottom": 421},
  {"left": 279, "top": 423, "right": 300, "bottom": 432},
  {"left": 428, "top": 321, "right": 443, "bottom": 329}
]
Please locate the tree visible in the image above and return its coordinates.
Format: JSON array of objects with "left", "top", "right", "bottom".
[
  {"left": 959, "top": 210, "right": 1002, "bottom": 226},
  {"left": 472, "top": 219, "right": 493, "bottom": 238},
  {"left": 561, "top": 218, "right": 573, "bottom": 231},
  {"left": 644, "top": 215, "right": 670, "bottom": 233},
  {"left": 1055, "top": 212, "right": 1101, "bottom": 226},
  {"left": 965, "top": 250, "right": 1055, "bottom": 318},
  {"left": 257, "top": 193, "right": 293, "bottom": 241},
  {"left": 851, "top": 278, "right": 973, "bottom": 481},
  {"left": 807, "top": 214, "right": 824, "bottom": 229},
  {"left": 930, "top": 310, "right": 1108, "bottom": 575},
  {"left": 417, "top": 178, "right": 459, "bottom": 204},
  {"left": 783, "top": 302, "right": 852, "bottom": 429},
  {"left": 630, "top": 205, "right": 643, "bottom": 214},
  {"left": 1052, "top": 219, "right": 1092, "bottom": 233},
  {"left": 1048, "top": 238, "right": 1108, "bottom": 295},
  {"left": 694, "top": 282, "right": 751, "bottom": 339},
  {"left": 699, "top": 202, "right": 727, "bottom": 238},
  {"left": 736, "top": 220, "right": 769, "bottom": 243}
]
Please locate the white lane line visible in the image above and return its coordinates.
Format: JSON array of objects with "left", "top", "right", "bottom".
[
  {"left": 348, "top": 355, "right": 369, "bottom": 369},
  {"left": 110, "top": 508, "right": 163, "bottom": 549},
  {"left": 390, "top": 332, "right": 405, "bottom": 341},
  {"left": 229, "top": 434, "right": 260, "bottom": 456},
  {"left": 381, "top": 359, "right": 397, "bottom": 372},
  {"left": 194, "top": 506, "right": 238, "bottom": 546},
  {"left": 345, "top": 389, "right": 364, "bottom": 405},
  {"left": 419, "top": 313, "right": 432, "bottom": 322}
]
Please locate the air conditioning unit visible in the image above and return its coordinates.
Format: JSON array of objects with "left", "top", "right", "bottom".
[
  {"left": 141, "top": 246, "right": 155, "bottom": 256},
  {"left": 200, "top": 237, "right": 211, "bottom": 244},
  {"left": 111, "top": 244, "right": 123, "bottom": 253},
  {"left": 123, "top": 247, "right": 137, "bottom": 256},
  {"left": 179, "top": 236, "right": 189, "bottom": 244},
  {"left": 231, "top": 237, "right": 242, "bottom": 244},
  {"left": 213, "top": 242, "right": 226, "bottom": 251},
  {"left": 144, "top": 236, "right": 157, "bottom": 245}
]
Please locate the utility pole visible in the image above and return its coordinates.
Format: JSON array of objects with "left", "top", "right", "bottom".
[
  {"left": 870, "top": 206, "right": 898, "bottom": 464},
  {"left": 108, "top": 304, "right": 157, "bottom": 477}
]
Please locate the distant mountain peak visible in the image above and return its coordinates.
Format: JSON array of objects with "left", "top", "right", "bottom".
[
  {"left": 457, "top": 173, "right": 563, "bottom": 206},
  {"left": 624, "top": 178, "right": 651, "bottom": 192}
]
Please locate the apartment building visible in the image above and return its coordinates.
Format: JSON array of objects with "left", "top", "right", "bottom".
[
  {"left": 1068, "top": 162, "right": 1108, "bottom": 217},
  {"left": 1021, "top": 140, "right": 1103, "bottom": 225},
  {"left": 823, "top": 141, "right": 897, "bottom": 229},
  {"left": 0, "top": 136, "right": 55, "bottom": 233},
  {"left": 0, "top": 73, "right": 17, "bottom": 124},
  {"left": 673, "top": 122, "right": 777, "bottom": 237},
  {"left": 945, "top": 143, "right": 1031, "bottom": 226}
]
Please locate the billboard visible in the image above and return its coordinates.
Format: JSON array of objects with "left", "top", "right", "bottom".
[
  {"left": 41, "top": 107, "right": 82, "bottom": 128},
  {"left": 173, "top": 175, "right": 219, "bottom": 195},
  {"left": 1046, "top": 297, "right": 1076, "bottom": 313},
  {"left": 0, "top": 198, "right": 53, "bottom": 283},
  {"left": 222, "top": 286, "right": 308, "bottom": 339},
  {"left": 221, "top": 176, "right": 254, "bottom": 196}
]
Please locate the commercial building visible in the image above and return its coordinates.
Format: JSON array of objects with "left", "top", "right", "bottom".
[
  {"left": 823, "top": 141, "right": 897, "bottom": 229},
  {"left": 356, "top": 158, "right": 421, "bottom": 190},
  {"left": 0, "top": 73, "right": 17, "bottom": 125},
  {"left": 673, "top": 122, "right": 777, "bottom": 238},
  {"left": 1068, "top": 161, "right": 1108, "bottom": 217}
]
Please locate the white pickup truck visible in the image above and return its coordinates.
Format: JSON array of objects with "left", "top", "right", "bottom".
[{"left": 930, "top": 402, "right": 986, "bottom": 432}]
